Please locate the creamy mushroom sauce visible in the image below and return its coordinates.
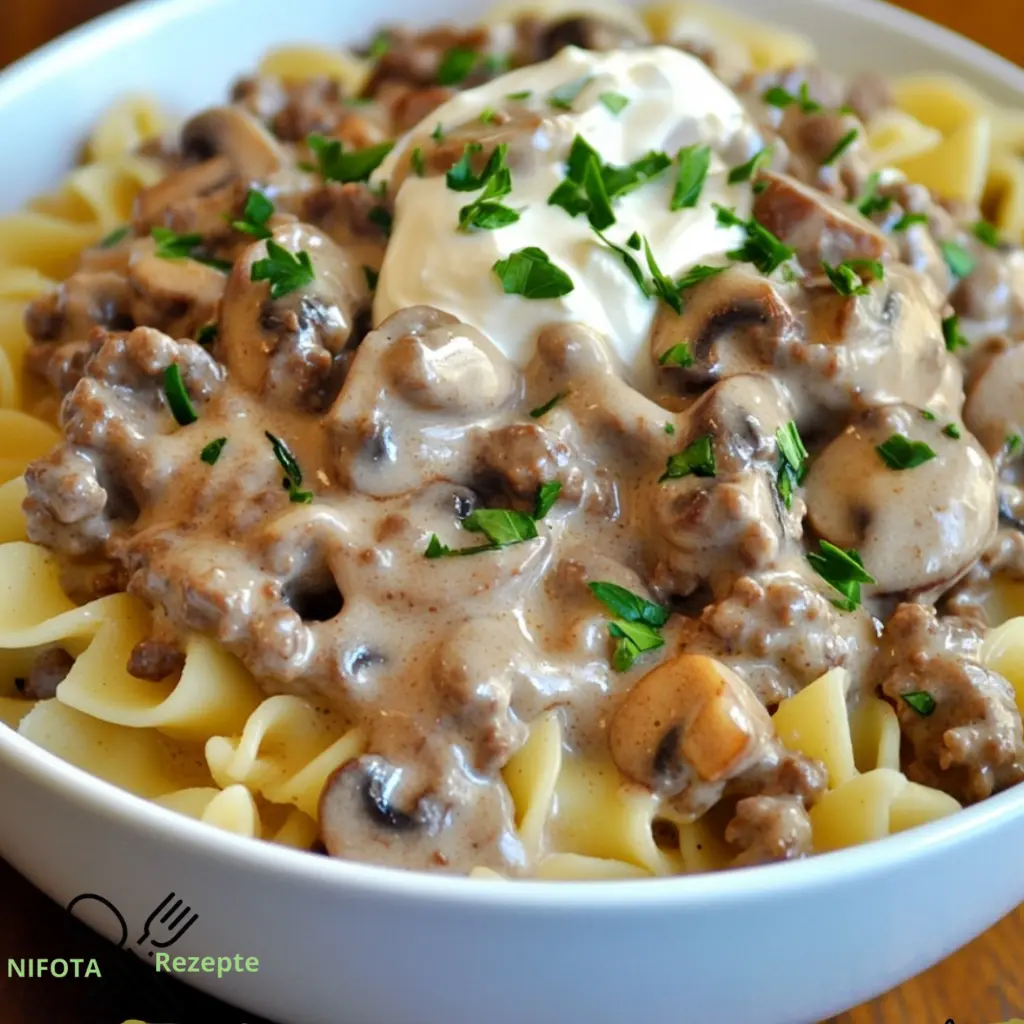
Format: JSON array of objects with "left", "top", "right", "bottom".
[{"left": 20, "top": 12, "right": 1024, "bottom": 874}]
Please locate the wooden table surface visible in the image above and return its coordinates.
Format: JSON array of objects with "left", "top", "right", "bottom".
[{"left": 1, "top": 2, "right": 1022, "bottom": 1023}]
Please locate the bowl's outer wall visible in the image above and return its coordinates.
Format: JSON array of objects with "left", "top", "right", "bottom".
[{"left": 2, "top": 1, "right": 1024, "bottom": 1022}]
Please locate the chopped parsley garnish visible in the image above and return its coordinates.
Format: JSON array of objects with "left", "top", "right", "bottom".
[
  {"left": 529, "top": 393, "right": 563, "bottom": 418},
  {"left": 676, "top": 263, "right": 726, "bottom": 291},
  {"left": 363, "top": 266, "right": 379, "bottom": 290},
  {"left": 533, "top": 481, "right": 562, "bottom": 520},
  {"left": 250, "top": 240, "right": 315, "bottom": 299},
  {"left": 728, "top": 146, "right": 773, "bottom": 185},
  {"left": 446, "top": 143, "right": 488, "bottom": 191},
  {"left": 973, "top": 220, "right": 1001, "bottom": 248},
  {"left": 410, "top": 146, "right": 425, "bottom": 177},
  {"left": 716, "top": 204, "right": 795, "bottom": 275},
  {"left": 659, "top": 343, "right": 694, "bottom": 368},
  {"left": 943, "top": 422, "right": 961, "bottom": 439},
  {"left": 152, "top": 227, "right": 204, "bottom": 261},
  {"left": 639, "top": 236, "right": 684, "bottom": 314},
  {"left": 921, "top": 409, "right": 937, "bottom": 421},
  {"left": 493, "top": 247, "right": 574, "bottom": 299},
  {"left": 506, "top": 89, "right": 532, "bottom": 101},
  {"left": 229, "top": 188, "right": 274, "bottom": 239},
  {"left": 548, "top": 75, "right": 593, "bottom": 111},
  {"left": 775, "top": 420, "right": 808, "bottom": 509},
  {"left": 599, "top": 91, "right": 630, "bottom": 115},
  {"left": 1007, "top": 433, "right": 1023, "bottom": 457},
  {"left": 368, "top": 206, "right": 393, "bottom": 235},
  {"left": 436, "top": 47, "right": 478, "bottom": 86},
  {"left": 876, "top": 433, "right": 937, "bottom": 470},
  {"left": 942, "top": 314, "right": 969, "bottom": 352},
  {"left": 762, "top": 82, "right": 822, "bottom": 113},
  {"left": 892, "top": 212, "right": 929, "bottom": 232},
  {"left": 593, "top": 230, "right": 706, "bottom": 315},
  {"left": 479, "top": 107, "right": 498, "bottom": 124},
  {"left": 588, "top": 581, "right": 670, "bottom": 672},
  {"left": 196, "top": 322, "right": 217, "bottom": 345},
  {"left": 822, "top": 259, "right": 883, "bottom": 297},
  {"left": 368, "top": 32, "right": 389, "bottom": 59},
  {"left": 98, "top": 225, "right": 130, "bottom": 248},
  {"left": 660, "top": 434, "right": 716, "bottom": 482},
  {"left": 901, "top": 691, "right": 936, "bottom": 717},
  {"left": 665, "top": 423, "right": 675, "bottom": 435},
  {"left": 595, "top": 228, "right": 647, "bottom": 295},
  {"left": 479, "top": 54, "right": 510, "bottom": 76},
  {"left": 807, "top": 540, "right": 875, "bottom": 611},
  {"left": 855, "top": 172, "right": 892, "bottom": 217},
  {"left": 940, "top": 240, "right": 976, "bottom": 280},
  {"left": 671, "top": 144, "right": 711, "bottom": 210},
  {"left": 549, "top": 136, "right": 669, "bottom": 229},
  {"left": 425, "top": 507, "right": 539, "bottom": 558},
  {"left": 455, "top": 143, "right": 519, "bottom": 232},
  {"left": 200, "top": 437, "right": 227, "bottom": 465},
  {"left": 431, "top": 123, "right": 444, "bottom": 142},
  {"left": 266, "top": 431, "right": 312, "bottom": 503},
  {"left": 307, "top": 134, "right": 394, "bottom": 183},
  {"left": 163, "top": 365, "right": 198, "bottom": 426},
  {"left": 821, "top": 128, "right": 859, "bottom": 166}
]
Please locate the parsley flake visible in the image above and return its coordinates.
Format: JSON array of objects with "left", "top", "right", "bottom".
[
  {"left": 588, "top": 581, "right": 669, "bottom": 673},
  {"left": 163, "top": 365, "right": 198, "bottom": 426},
  {"left": 530, "top": 393, "right": 564, "bottom": 418},
  {"left": 940, "top": 240, "right": 976, "bottom": 280},
  {"left": 775, "top": 420, "right": 808, "bottom": 509},
  {"left": 98, "top": 225, "right": 131, "bottom": 249},
  {"left": 716, "top": 205, "right": 795, "bottom": 275},
  {"left": 973, "top": 220, "right": 1001, "bottom": 248},
  {"left": 876, "top": 433, "right": 937, "bottom": 471},
  {"left": 942, "top": 315, "right": 969, "bottom": 352},
  {"left": 821, "top": 128, "right": 859, "bottom": 166},
  {"left": 307, "top": 134, "right": 394, "bottom": 184},
  {"left": 892, "top": 212, "right": 929, "bottom": 232},
  {"left": 464, "top": 508, "right": 538, "bottom": 546},
  {"left": 671, "top": 144, "right": 711, "bottom": 210},
  {"left": 943, "top": 422, "right": 961, "bottom": 439},
  {"left": 822, "top": 259, "right": 883, "bottom": 297},
  {"left": 808, "top": 540, "right": 875, "bottom": 611},
  {"left": 599, "top": 91, "right": 630, "bottom": 114},
  {"left": 901, "top": 691, "right": 936, "bottom": 717},
  {"left": 493, "top": 247, "right": 574, "bottom": 299},
  {"left": 506, "top": 90, "right": 532, "bottom": 101},
  {"left": 548, "top": 76, "right": 593, "bottom": 111},
  {"left": 762, "top": 82, "right": 822, "bottom": 113},
  {"left": 534, "top": 481, "right": 562, "bottom": 520},
  {"left": 200, "top": 437, "right": 227, "bottom": 465},
  {"left": 437, "top": 47, "right": 478, "bottom": 86},
  {"left": 660, "top": 434, "right": 716, "bottom": 482},
  {"left": 152, "top": 227, "right": 204, "bottom": 261},
  {"left": 659, "top": 343, "right": 694, "bottom": 368},
  {"left": 1006, "top": 433, "right": 1022, "bottom": 457},
  {"left": 251, "top": 240, "right": 315, "bottom": 299},
  {"left": 266, "top": 431, "right": 312, "bottom": 503},
  {"left": 410, "top": 146, "right": 425, "bottom": 177},
  {"left": 229, "top": 188, "right": 274, "bottom": 239},
  {"left": 728, "top": 146, "right": 773, "bottom": 185},
  {"left": 855, "top": 172, "right": 892, "bottom": 217},
  {"left": 454, "top": 143, "right": 519, "bottom": 232}
]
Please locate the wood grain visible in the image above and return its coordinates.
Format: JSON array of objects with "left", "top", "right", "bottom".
[{"left": 1, "top": 2, "right": 1022, "bottom": 1023}]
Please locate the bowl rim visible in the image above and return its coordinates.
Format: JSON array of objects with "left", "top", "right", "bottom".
[{"left": 2, "top": 0, "right": 1024, "bottom": 907}]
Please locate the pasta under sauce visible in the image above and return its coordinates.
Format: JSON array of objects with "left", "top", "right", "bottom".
[{"left": 3, "top": 2, "right": 1024, "bottom": 878}]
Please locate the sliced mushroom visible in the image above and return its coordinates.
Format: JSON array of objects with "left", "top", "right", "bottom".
[
  {"left": 128, "top": 638, "right": 186, "bottom": 681},
  {"left": 127, "top": 241, "right": 226, "bottom": 341},
  {"left": 219, "top": 222, "right": 369, "bottom": 409},
  {"left": 963, "top": 341, "right": 1024, "bottom": 459},
  {"left": 181, "top": 106, "right": 289, "bottom": 180},
  {"left": 133, "top": 157, "right": 235, "bottom": 233},
  {"left": 22, "top": 647, "right": 75, "bottom": 700},
  {"left": 539, "top": 15, "right": 646, "bottom": 56},
  {"left": 610, "top": 654, "right": 773, "bottom": 801},
  {"left": 650, "top": 266, "right": 798, "bottom": 385},
  {"left": 25, "top": 272, "right": 134, "bottom": 346},
  {"left": 753, "top": 171, "right": 895, "bottom": 270},
  {"left": 805, "top": 403, "right": 998, "bottom": 598}
]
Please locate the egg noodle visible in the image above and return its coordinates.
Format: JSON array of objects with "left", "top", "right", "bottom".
[{"left": 2, "top": 1, "right": 1024, "bottom": 878}]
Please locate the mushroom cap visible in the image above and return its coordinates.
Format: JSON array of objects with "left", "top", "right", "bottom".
[
  {"left": 805, "top": 403, "right": 998, "bottom": 597},
  {"left": 181, "top": 106, "right": 289, "bottom": 180}
]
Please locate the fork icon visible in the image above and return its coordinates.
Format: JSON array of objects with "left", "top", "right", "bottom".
[{"left": 136, "top": 892, "right": 200, "bottom": 953}]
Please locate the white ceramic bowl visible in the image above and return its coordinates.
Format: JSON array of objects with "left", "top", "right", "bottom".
[{"left": 2, "top": 3, "right": 1024, "bottom": 1023}]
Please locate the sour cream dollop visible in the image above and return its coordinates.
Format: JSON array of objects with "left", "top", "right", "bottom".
[{"left": 373, "top": 45, "right": 762, "bottom": 378}]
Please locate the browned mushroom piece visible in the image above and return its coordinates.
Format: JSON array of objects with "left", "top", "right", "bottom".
[
  {"left": 133, "top": 157, "right": 236, "bottom": 233},
  {"left": 805, "top": 403, "right": 998, "bottom": 599},
  {"left": 127, "top": 638, "right": 186, "bottom": 681},
  {"left": 538, "top": 14, "right": 647, "bottom": 57},
  {"left": 647, "top": 374, "right": 799, "bottom": 597},
  {"left": 127, "top": 240, "right": 227, "bottom": 341},
  {"left": 650, "top": 266, "right": 798, "bottom": 386},
  {"left": 218, "top": 223, "right": 370, "bottom": 410},
  {"left": 963, "top": 343, "right": 1024, "bottom": 459},
  {"left": 180, "top": 106, "right": 290, "bottom": 180},
  {"left": 21, "top": 647, "right": 76, "bottom": 700},
  {"left": 753, "top": 170, "right": 895, "bottom": 271},
  {"left": 872, "top": 603, "right": 1024, "bottom": 803}
]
